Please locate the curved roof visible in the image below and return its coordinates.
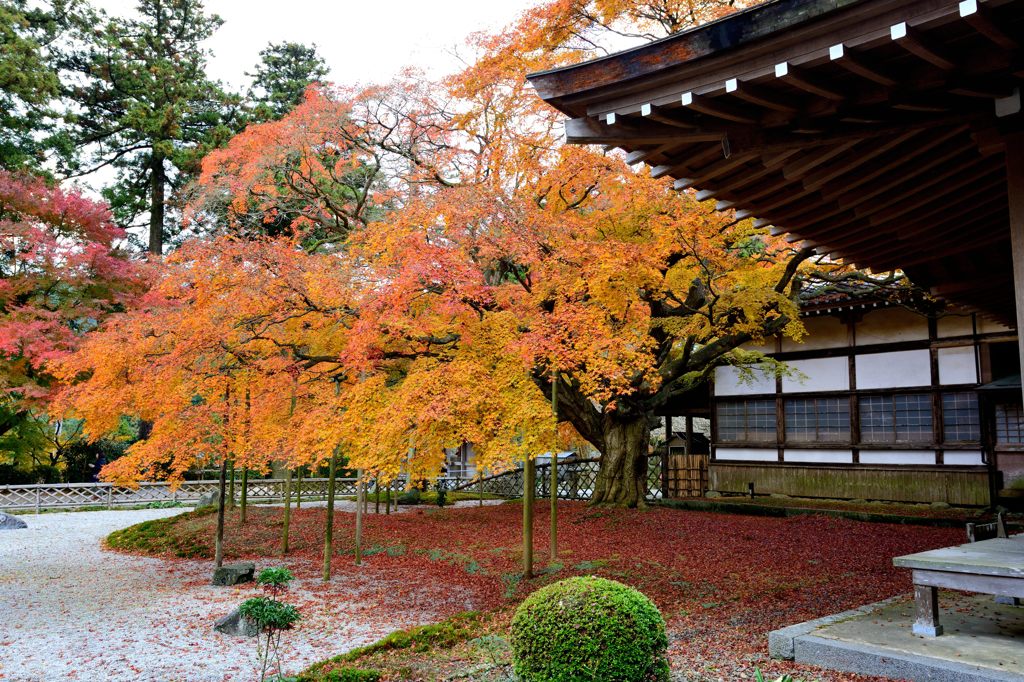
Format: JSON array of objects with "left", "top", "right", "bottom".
[{"left": 528, "top": 0, "right": 1024, "bottom": 323}]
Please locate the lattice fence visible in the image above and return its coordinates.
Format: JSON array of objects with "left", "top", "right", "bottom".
[
  {"left": 456, "top": 455, "right": 666, "bottom": 502},
  {"left": 0, "top": 475, "right": 475, "bottom": 512}
]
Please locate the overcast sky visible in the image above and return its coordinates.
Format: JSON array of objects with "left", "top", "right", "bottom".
[{"left": 93, "top": 0, "right": 542, "bottom": 89}]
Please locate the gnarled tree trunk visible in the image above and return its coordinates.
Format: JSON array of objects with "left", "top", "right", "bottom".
[{"left": 590, "top": 414, "right": 649, "bottom": 508}]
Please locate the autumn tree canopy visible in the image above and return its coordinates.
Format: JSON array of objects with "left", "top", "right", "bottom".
[
  {"left": 0, "top": 169, "right": 145, "bottom": 473},
  {"left": 57, "top": 0, "right": 879, "bottom": 506}
]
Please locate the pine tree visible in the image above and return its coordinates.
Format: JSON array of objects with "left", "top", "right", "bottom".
[
  {"left": 60, "top": 0, "right": 238, "bottom": 255},
  {"left": 246, "top": 41, "right": 328, "bottom": 122},
  {"left": 0, "top": 0, "right": 65, "bottom": 171}
]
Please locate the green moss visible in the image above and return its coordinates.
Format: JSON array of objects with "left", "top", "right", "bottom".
[
  {"left": 105, "top": 507, "right": 215, "bottom": 558},
  {"left": 298, "top": 612, "right": 484, "bottom": 681}
]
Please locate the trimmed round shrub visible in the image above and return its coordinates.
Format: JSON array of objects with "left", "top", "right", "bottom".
[{"left": 510, "top": 576, "right": 669, "bottom": 682}]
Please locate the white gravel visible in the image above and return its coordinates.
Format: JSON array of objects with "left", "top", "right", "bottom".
[{"left": 0, "top": 508, "right": 484, "bottom": 681}]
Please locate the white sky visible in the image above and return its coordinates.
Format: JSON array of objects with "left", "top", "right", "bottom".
[{"left": 93, "top": 0, "right": 544, "bottom": 89}]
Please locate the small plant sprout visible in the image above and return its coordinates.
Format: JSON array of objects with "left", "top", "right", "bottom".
[{"left": 239, "top": 567, "right": 300, "bottom": 682}]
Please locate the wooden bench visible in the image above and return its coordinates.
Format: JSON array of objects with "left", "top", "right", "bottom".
[{"left": 893, "top": 535, "right": 1024, "bottom": 637}]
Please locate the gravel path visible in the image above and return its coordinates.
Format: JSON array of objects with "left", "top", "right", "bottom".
[{"left": 0, "top": 508, "right": 485, "bottom": 681}]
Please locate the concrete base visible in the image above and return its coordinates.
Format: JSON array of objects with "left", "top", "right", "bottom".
[{"left": 770, "top": 593, "right": 1024, "bottom": 681}]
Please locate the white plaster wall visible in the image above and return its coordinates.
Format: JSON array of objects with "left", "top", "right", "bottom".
[
  {"left": 714, "top": 448, "right": 778, "bottom": 462},
  {"left": 714, "top": 365, "right": 775, "bottom": 396},
  {"left": 936, "top": 314, "right": 973, "bottom": 338},
  {"left": 783, "top": 449, "right": 853, "bottom": 464},
  {"left": 855, "top": 308, "right": 929, "bottom": 345},
  {"left": 781, "top": 357, "right": 849, "bottom": 393},
  {"left": 937, "top": 346, "right": 978, "bottom": 385},
  {"left": 944, "top": 451, "right": 984, "bottom": 466},
  {"left": 855, "top": 349, "right": 931, "bottom": 389},
  {"left": 859, "top": 451, "right": 936, "bottom": 465},
  {"left": 781, "top": 316, "right": 848, "bottom": 352}
]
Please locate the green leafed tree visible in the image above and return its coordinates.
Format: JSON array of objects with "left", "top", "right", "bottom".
[
  {"left": 0, "top": 0, "right": 69, "bottom": 172},
  {"left": 59, "top": 0, "right": 239, "bottom": 254},
  {"left": 246, "top": 41, "right": 329, "bottom": 122}
]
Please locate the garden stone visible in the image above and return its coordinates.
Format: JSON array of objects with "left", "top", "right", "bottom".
[
  {"left": 704, "top": 491, "right": 721, "bottom": 498},
  {"left": 212, "top": 561, "right": 255, "bottom": 586},
  {"left": 930, "top": 501, "right": 951, "bottom": 509},
  {"left": 213, "top": 607, "right": 259, "bottom": 637},
  {"left": 0, "top": 512, "right": 26, "bottom": 530},
  {"left": 195, "top": 490, "right": 219, "bottom": 508}
]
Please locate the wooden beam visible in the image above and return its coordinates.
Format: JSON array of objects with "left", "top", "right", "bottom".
[
  {"left": 891, "top": 22, "right": 956, "bottom": 71},
  {"left": 819, "top": 127, "right": 968, "bottom": 201},
  {"left": 854, "top": 156, "right": 992, "bottom": 222},
  {"left": 681, "top": 91, "right": 760, "bottom": 124},
  {"left": 867, "top": 166, "right": 1002, "bottom": 226},
  {"left": 802, "top": 130, "right": 919, "bottom": 190},
  {"left": 640, "top": 103, "right": 698, "bottom": 129},
  {"left": 727, "top": 79, "right": 799, "bottom": 113},
  {"left": 830, "top": 43, "right": 897, "bottom": 87},
  {"left": 832, "top": 141, "right": 977, "bottom": 211},
  {"left": 959, "top": 0, "right": 1018, "bottom": 51},
  {"left": 564, "top": 117, "right": 722, "bottom": 145},
  {"left": 782, "top": 140, "right": 859, "bottom": 180},
  {"left": 776, "top": 61, "right": 844, "bottom": 101}
]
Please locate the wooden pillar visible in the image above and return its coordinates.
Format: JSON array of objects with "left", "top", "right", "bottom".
[
  {"left": 662, "top": 415, "right": 671, "bottom": 498},
  {"left": 1006, "top": 131, "right": 1024, "bottom": 408}
]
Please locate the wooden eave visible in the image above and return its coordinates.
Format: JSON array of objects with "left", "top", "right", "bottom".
[{"left": 527, "top": 0, "right": 1024, "bottom": 324}]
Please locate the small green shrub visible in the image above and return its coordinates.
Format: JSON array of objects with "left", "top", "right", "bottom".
[
  {"left": 397, "top": 488, "right": 421, "bottom": 505},
  {"left": 239, "top": 597, "right": 301, "bottom": 632},
  {"left": 239, "top": 566, "right": 301, "bottom": 682},
  {"left": 511, "top": 576, "right": 669, "bottom": 682}
]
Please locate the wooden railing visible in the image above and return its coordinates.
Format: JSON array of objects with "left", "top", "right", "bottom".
[{"left": 0, "top": 476, "right": 471, "bottom": 512}]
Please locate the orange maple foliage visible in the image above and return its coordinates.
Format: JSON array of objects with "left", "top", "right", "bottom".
[{"left": 56, "top": 0, "right": 870, "bottom": 506}]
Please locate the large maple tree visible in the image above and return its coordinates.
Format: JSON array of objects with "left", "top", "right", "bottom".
[{"left": 58, "top": 0, "right": 859, "bottom": 507}]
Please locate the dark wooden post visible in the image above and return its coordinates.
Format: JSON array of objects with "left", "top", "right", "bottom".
[
  {"left": 661, "top": 415, "right": 671, "bottom": 498},
  {"left": 1007, "top": 130, "right": 1024, "bottom": 409}
]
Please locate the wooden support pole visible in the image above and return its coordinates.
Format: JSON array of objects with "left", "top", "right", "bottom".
[
  {"left": 281, "top": 468, "right": 292, "bottom": 555},
  {"left": 355, "top": 468, "right": 364, "bottom": 565},
  {"left": 239, "top": 467, "right": 248, "bottom": 524},
  {"left": 523, "top": 458, "right": 535, "bottom": 580},
  {"left": 1007, "top": 131, "right": 1024, "bottom": 410},
  {"left": 322, "top": 451, "right": 337, "bottom": 581},
  {"left": 214, "top": 458, "right": 228, "bottom": 569},
  {"left": 550, "top": 371, "right": 559, "bottom": 563}
]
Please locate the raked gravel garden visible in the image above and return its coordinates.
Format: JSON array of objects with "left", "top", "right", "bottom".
[{"left": 0, "top": 507, "right": 487, "bottom": 682}]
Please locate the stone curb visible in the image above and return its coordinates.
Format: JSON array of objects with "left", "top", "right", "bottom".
[{"left": 768, "top": 596, "right": 905, "bottom": 660}]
